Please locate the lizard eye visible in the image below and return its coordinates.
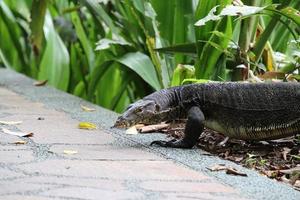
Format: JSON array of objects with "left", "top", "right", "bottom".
[{"left": 135, "top": 108, "right": 143, "bottom": 113}]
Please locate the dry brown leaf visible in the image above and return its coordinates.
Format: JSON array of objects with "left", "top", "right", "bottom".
[
  {"left": 226, "top": 167, "right": 248, "bottom": 177},
  {"left": 207, "top": 164, "right": 227, "bottom": 171},
  {"left": 2, "top": 128, "right": 33, "bottom": 137},
  {"left": 294, "top": 180, "right": 300, "bottom": 188},
  {"left": 279, "top": 167, "right": 300, "bottom": 175},
  {"left": 80, "top": 105, "right": 96, "bottom": 112},
  {"left": 208, "top": 164, "right": 247, "bottom": 177},
  {"left": 12, "top": 140, "right": 27, "bottom": 145},
  {"left": 258, "top": 71, "right": 285, "bottom": 80},
  {"left": 140, "top": 123, "right": 169, "bottom": 133},
  {"left": 34, "top": 80, "right": 48, "bottom": 86},
  {"left": 126, "top": 126, "right": 139, "bottom": 135},
  {"left": 0, "top": 120, "right": 23, "bottom": 125},
  {"left": 78, "top": 122, "right": 97, "bottom": 130},
  {"left": 63, "top": 150, "right": 78, "bottom": 155},
  {"left": 280, "top": 175, "right": 291, "bottom": 184},
  {"left": 262, "top": 170, "right": 278, "bottom": 178},
  {"left": 281, "top": 147, "right": 291, "bottom": 160}
]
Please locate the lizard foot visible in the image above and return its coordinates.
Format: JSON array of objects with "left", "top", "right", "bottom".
[{"left": 150, "top": 139, "right": 194, "bottom": 149}]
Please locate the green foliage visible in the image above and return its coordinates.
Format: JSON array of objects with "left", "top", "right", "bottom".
[
  {"left": 0, "top": 0, "right": 299, "bottom": 112},
  {"left": 38, "top": 12, "right": 70, "bottom": 91}
]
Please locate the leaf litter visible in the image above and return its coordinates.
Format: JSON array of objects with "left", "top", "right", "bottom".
[
  {"left": 125, "top": 126, "right": 139, "bottom": 135},
  {"left": 34, "top": 80, "right": 48, "bottom": 86},
  {"left": 63, "top": 150, "right": 78, "bottom": 155},
  {"left": 138, "top": 121, "right": 300, "bottom": 190},
  {"left": 2, "top": 128, "right": 33, "bottom": 137},
  {"left": 0, "top": 120, "right": 23, "bottom": 125},
  {"left": 78, "top": 122, "right": 97, "bottom": 130},
  {"left": 207, "top": 164, "right": 247, "bottom": 177},
  {"left": 12, "top": 140, "right": 27, "bottom": 145},
  {"left": 80, "top": 105, "right": 96, "bottom": 112}
]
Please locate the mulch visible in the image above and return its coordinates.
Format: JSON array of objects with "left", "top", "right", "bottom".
[{"left": 140, "top": 121, "right": 300, "bottom": 191}]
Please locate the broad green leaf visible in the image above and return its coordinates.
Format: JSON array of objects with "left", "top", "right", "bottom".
[
  {"left": 182, "top": 79, "right": 213, "bottom": 84},
  {"left": 196, "top": 16, "right": 232, "bottom": 79},
  {"left": 94, "top": 62, "right": 127, "bottom": 111},
  {"left": 155, "top": 43, "right": 197, "bottom": 55},
  {"left": 0, "top": 48, "right": 12, "bottom": 68},
  {"left": 74, "top": 81, "right": 87, "bottom": 99},
  {"left": 0, "top": 1, "right": 26, "bottom": 72},
  {"left": 253, "top": 1, "right": 298, "bottom": 63},
  {"left": 171, "top": 64, "right": 195, "bottom": 86},
  {"left": 129, "top": 2, "right": 165, "bottom": 88},
  {"left": 88, "top": 60, "right": 113, "bottom": 100},
  {"left": 116, "top": 52, "right": 161, "bottom": 90},
  {"left": 195, "top": 5, "right": 267, "bottom": 26},
  {"left": 150, "top": 0, "right": 194, "bottom": 68},
  {"left": 30, "top": 0, "right": 48, "bottom": 55},
  {"left": 194, "top": 0, "right": 229, "bottom": 61},
  {"left": 38, "top": 12, "right": 70, "bottom": 91},
  {"left": 95, "top": 38, "right": 131, "bottom": 51},
  {"left": 71, "top": 9, "right": 94, "bottom": 71},
  {"left": 79, "top": 0, "right": 120, "bottom": 34},
  {"left": 280, "top": 7, "right": 300, "bottom": 26}
]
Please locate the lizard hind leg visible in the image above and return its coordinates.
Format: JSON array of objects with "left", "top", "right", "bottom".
[{"left": 150, "top": 106, "right": 204, "bottom": 149}]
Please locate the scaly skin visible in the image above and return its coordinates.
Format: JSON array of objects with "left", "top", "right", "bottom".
[{"left": 114, "top": 82, "right": 300, "bottom": 148}]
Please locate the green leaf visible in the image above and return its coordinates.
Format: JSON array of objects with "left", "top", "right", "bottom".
[
  {"left": 195, "top": 5, "right": 267, "bottom": 26},
  {"left": 116, "top": 52, "right": 161, "bottom": 90},
  {"left": 71, "top": 9, "right": 95, "bottom": 71},
  {"left": 0, "top": 1, "right": 27, "bottom": 72},
  {"left": 30, "top": 0, "right": 48, "bottom": 55},
  {"left": 38, "top": 12, "right": 70, "bottom": 91},
  {"left": 88, "top": 60, "right": 113, "bottom": 100},
  {"left": 0, "top": 48, "right": 12, "bottom": 68},
  {"left": 280, "top": 7, "right": 300, "bottom": 26},
  {"left": 181, "top": 78, "right": 213, "bottom": 84},
  {"left": 74, "top": 81, "right": 87, "bottom": 99},
  {"left": 196, "top": 16, "right": 233, "bottom": 79},
  {"left": 171, "top": 64, "right": 195, "bottom": 86},
  {"left": 155, "top": 43, "right": 197, "bottom": 55},
  {"left": 95, "top": 38, "right": 131, "bottom": 51},
  {"left": 79, "top": 0, "right": 120, "bottom": 34}
]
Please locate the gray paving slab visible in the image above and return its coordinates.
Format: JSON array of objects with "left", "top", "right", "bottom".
[{"left": 0, "top": 68, "right": 299, "bottom": 200}]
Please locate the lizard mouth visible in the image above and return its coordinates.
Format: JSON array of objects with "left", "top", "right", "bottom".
[{"left": 113, "top": 116, "right": 132, "bottom": 128}]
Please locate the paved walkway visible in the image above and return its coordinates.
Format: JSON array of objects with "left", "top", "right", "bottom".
[{"left": 0, "top": 68, "right": 299, "bottom": 200}]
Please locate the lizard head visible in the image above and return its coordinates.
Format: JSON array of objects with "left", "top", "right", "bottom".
[{"left": 113, "top": 99, "right": 161, "bottom": 128}]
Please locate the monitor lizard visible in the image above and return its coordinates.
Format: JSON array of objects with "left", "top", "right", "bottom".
[{"left": 114, "top": 82, "right": 300, "bottom": 148}]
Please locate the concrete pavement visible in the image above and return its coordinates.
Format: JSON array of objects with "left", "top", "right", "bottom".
[{"left": 0, "top": 68, "right": 299, "bottom": 200}]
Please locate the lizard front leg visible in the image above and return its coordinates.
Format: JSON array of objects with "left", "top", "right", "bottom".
[{"left": 150, "top": 106, "right": 204, "bottom": 148}]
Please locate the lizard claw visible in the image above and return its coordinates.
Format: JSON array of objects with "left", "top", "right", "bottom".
[
  {"left": 150, "top": 139, "right": 176, "bottom": 147},
  {"left": 150, "top": 139, "right": 194, "bottom": 149}
]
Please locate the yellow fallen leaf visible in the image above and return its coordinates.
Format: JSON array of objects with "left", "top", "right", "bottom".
[
  {"left": 0, "top": 120, "right": 23, "bottom": 125},
  {"left": 78, "top": 122, "right": 97, "bottom": 130},
  {"left": 80, "top": 105, "right": 96, "bottom": 112},
  {"left": 125, "top": 126, "right": 138, "bottom": 135},
  {"left": 13, "top": 140, "right": 27, "bottom": 145},
  {"left": 34, "top": 80, "right": 48, "bottom": 86},
  {"left": 63, "top": 150, "right": 78, "bottom": 155},
  {"left": 2, "top": 128, "right": 33, "bottom": 137}
]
